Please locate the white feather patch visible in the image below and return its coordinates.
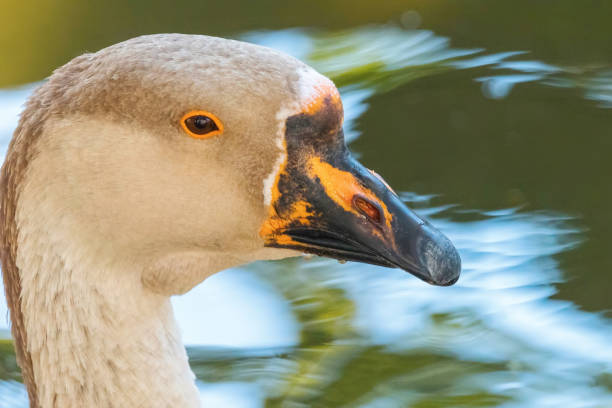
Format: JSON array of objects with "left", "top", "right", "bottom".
[
  {"left": 262, "top": 104, "right": 294, "bottom": 207},
  {"left": 296, "top": 65, "right": 338, "bottom": 110}
]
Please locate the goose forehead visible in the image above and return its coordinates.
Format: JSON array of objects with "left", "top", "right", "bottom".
[
  {"left": 43, "top": 34, "right": 340, "bottom": 125},
  {"left": 149, "top": 35, "right": 342, "bottom": 114}
]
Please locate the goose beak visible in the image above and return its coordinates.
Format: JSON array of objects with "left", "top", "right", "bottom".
[
  {"left": 261, "top": 153, "right": 461, "bottom": 287},
  {"left": 260, "top": 89, "right": 460, "bottom": 286}
]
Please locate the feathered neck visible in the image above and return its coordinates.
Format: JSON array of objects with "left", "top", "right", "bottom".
[{"left": 0, "top": 99, "right": 201, "bottom": 407}]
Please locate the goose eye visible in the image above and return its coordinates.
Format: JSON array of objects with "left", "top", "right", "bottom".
[{"left": 180, "top": 111, "right": 224, "bottom": 139}]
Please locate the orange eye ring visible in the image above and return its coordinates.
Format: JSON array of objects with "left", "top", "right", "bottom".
[{"left": 180, "top": 110, "right": 224, "bottom": 139}]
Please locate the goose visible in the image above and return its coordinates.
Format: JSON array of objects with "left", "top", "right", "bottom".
[{"left": 0, "top": 34, "right": 461, "bottom": 407}]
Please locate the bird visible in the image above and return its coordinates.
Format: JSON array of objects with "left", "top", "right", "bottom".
[{"left": 0, "top": 34, "right": 460, "bottom": 407}]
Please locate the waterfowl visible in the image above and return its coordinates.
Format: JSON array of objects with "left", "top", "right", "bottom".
[{"left": 0, "top": 34, "right": 460, "bottom": 407}]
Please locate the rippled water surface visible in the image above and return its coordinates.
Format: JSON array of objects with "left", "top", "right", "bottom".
[{"left": 1, "top": 2, "right": 612, "bottom": 407}]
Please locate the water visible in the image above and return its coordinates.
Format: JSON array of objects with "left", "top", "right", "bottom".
[{"left": 1, "top": 3, "right": 612, "bottom": 407}]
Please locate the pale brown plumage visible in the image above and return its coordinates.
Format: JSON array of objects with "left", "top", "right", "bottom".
[
  {"left": 0, "top": 32, "right": 459, "bottom": 408},
  {"left": 1, "top": 33, "right": 310, "bottom": 407}
]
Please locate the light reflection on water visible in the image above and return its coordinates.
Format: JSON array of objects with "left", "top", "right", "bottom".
[{"left": 1, "top": 24, "right": 612, "bottom": 407}]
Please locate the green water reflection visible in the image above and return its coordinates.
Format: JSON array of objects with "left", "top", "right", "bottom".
[{"left": 1, "top": 1, "right": 612, "bottom": 407}]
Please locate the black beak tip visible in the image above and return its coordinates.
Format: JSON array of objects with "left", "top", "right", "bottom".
[{"left": 415, "top": 224, "right": 461, "bottom": 286}]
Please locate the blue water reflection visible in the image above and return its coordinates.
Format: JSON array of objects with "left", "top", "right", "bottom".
[{"left": 1, "top": 24, "right": 612, "bottom": 407}]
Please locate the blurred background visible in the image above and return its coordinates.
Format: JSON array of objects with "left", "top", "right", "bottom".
[{"left": 1, "top": 1, "right": 612, "bottom": 407}]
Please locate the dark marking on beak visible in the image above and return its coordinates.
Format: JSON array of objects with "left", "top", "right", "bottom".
[{"left": 260, "top": 94, "right": 461, "bottom": 286}]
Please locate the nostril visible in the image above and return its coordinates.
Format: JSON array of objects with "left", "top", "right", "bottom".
[{"left": 352, "top": 195, "right": 382, "bottom": 225}]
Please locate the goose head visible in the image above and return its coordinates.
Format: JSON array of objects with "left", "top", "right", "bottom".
[
  {"left": 8, "top": 34, "right": 460, "bottom": 297},
  {"left": 2, "top": 33, "right": 462, "bottom": 407}
]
